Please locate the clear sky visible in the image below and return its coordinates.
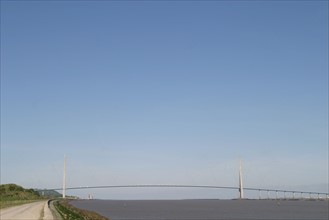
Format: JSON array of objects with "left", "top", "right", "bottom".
[{"left": 1, "top": 0, "right": 328, "bottom": 199}]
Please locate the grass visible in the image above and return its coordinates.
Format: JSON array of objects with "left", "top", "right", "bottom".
[
  {"left": 53, "top": 200, "right": 108, "bottom": 220},
  {"left": 0, "top": 199, "right": 42, "bottom": 209}
]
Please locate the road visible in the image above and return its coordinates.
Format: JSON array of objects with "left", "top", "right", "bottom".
[{"left": 0, "top": 201, "right": 54, "bottom": 220}]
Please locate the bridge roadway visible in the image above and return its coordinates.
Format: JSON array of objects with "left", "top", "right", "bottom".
[{"left": 42, "top": 184, "right": 329, "bottom": 199}]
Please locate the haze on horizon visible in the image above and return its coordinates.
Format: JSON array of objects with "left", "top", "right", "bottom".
[{"left": 1, "top": 0, "right": 328, "bottom": 199}]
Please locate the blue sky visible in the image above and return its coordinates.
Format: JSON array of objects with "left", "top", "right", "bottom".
[{"left": 1, "top": 0, "right": 328, "bottom": 199}]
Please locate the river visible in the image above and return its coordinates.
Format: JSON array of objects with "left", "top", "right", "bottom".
[{"left": 70, "top": 199, "right": 328, "bottom": 220}]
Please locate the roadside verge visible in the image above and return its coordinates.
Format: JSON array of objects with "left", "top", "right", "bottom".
[{"left": 52, "top": 200, "right": 108, "bottom": 220}]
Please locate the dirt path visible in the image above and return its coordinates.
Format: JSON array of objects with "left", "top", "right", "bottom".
[{"left": 0, "top": 201, "right": 54, "bottom": 220}]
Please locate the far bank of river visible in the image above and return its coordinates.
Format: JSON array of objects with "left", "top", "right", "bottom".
[{"left": 70, "top": 199, "right": 329, "bottom": 220}]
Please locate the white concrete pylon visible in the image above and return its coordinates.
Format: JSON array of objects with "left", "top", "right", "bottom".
[
  {"left": 63, "top": 155, "right": 67, "bottom": 199},
  {"left": 239, "top": 160, "right": 244, "bottom": 199}
]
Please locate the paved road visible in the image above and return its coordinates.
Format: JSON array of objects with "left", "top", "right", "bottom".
[{"left": 0, "top": 201, "right": 54, "bottom": 220}]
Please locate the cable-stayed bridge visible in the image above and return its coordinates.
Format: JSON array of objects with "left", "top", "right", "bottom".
[
  {"left": 41, "top": 184, "right": 329, "bottom": 200},
  {"left": 39, "top": 156, "right": 328, "bottom": 200}
]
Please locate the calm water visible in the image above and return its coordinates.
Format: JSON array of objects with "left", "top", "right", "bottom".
[{"left": 70, "top": 199, "right": 329, "bottom": 220}]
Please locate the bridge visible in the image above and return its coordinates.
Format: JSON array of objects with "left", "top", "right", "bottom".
[
  {"left": 41, "top": 184, "right": 329, "bottom": 200},
  {"left": 38, "top": 156, "right": 329, "bottom": 200}
]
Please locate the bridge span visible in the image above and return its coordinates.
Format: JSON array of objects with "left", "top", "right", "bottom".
[
  {"left": 40, "top": 184, "right": 329, "bottom": 200},
  {"left": 40, "top": 157, "right": 328, "bottom": 200}
]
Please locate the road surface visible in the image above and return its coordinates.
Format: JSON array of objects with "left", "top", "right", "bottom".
[{"left": 0, "top": 201, "right": 54, "bottom": 220}]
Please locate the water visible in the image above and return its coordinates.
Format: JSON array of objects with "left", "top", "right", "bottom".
[{"left": 70, "top": 199, "right": 329, "bottom": 220}]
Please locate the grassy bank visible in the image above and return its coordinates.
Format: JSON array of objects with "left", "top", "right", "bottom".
[
  {"left": 0, "top": 199, "right": 43, "bottom": 209},
  {"left": 0, "top": 184, "right": 43, "bottom": 209},
  {"left": 53, "top": 200, "right": 108, "bottom": 220}
]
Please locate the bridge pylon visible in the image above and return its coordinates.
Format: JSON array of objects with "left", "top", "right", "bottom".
[
  {"left": 63, "top": 155, "right": 67, "bottom": 199},
  {"left": 239, "top": 160, "right": 244, "bottom": 199}
]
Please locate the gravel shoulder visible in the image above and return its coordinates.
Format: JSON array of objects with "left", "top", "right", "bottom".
[{"left": 0, "top": 200, "right": 55, "bottom": 220}]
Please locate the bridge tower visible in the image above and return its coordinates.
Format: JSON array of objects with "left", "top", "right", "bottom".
[
  {"left": 239, "top": 161, "right": 244, "bottom": 199},
  {"left": 63, "top": 155, "right": 67, "bottom": 199}
]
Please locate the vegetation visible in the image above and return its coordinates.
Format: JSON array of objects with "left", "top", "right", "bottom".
[
  {"left": 37, "top": 189, "right": 62, "bottom": 198},
  {"left": 0, "top": 183, "right": 42, "bottom": 209},
  {"left": 53, "top": 200, "right": 108, "bottom": 220}
]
